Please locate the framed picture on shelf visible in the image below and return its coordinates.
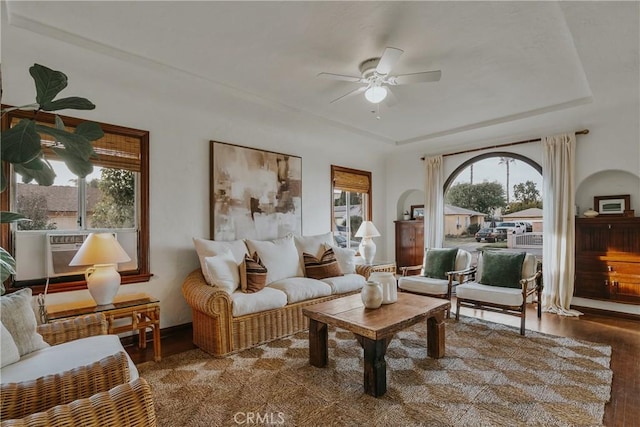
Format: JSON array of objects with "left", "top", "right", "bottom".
[
  {"left": 410, "top": 204, "right": 424, "bottom": 220},
  {"left": 594, "top": 194, "right": 630, "bottom": 216}
]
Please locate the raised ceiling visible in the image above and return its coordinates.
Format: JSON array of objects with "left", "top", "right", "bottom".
[{"left": 5, "top": 2, "right": 634, "bottom": 148}]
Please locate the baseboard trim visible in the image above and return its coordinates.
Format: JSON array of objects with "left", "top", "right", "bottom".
[
  {"left": 120, "top": 322, "right": 192, "bottom": 346},
  {"left": 571, "top": 305, "right": 640, "bottom": 321}
]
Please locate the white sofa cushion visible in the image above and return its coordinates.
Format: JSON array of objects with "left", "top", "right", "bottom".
[
  {"left": 322, "top": 273, "right": 366, "bottom": 294},
  {"left": 456, "top": 282, "right": 524, "bottom": 307},
  {"left": 246, "top": 235, "right": 302, "bottom": 284},
  {"left": 0, "top": 334, "right": 138, "bottom": 384},
  {"left": 204, "top": 251, "right": 240, "bottom": 294},
  {"left": 193, "top": 238, "right": 248, "bottom": 284},
  {"left": 398, "top": 276, "right": 457, "bottom": 296},
  {"left": 1, "top": 321, "right": 20, "bottom": 368},
  {"left": 326, "top": 244, "right": 357, "bottom": 274},
  {"left": 268, "top": 277, "right": 332, "bottom": 304},
  {"left": 0, "top": 288, "right": 49, "bottom": 357},
  {"left": 231, "top": 287, "right": 288, "bottom": 317}
]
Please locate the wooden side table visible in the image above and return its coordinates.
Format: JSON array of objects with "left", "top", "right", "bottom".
[
  {"left": 356, "top": 261, "right": 397, "bottom": 280},
  {"left": 47, "top": 293, "right": 161, "bottom": 362}
]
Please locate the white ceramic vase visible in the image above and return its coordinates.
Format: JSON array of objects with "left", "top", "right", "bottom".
[
  {"left": 368, "top": 272, "right": 398, "bottom": 304},
  {"left": 361, "top": 280, "right": 383, "bottom": 309}
]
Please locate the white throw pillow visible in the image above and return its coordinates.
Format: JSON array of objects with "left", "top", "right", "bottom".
[
  {"left": 326, "top": 244, "right": 357, "bottom": 274},
  {"left": 193, "top": 238, "right": 248, "bottom": 284},
  {"left": 293, "top": 232, "right": 334, "bottom": 259},
  {"left": 245, "top": 235, "right": 302, "bottom": 284},
  {"left": 1, "top": 321, "right": 20, "bottom": 367},
  {"left": 204, "top": 251, "right": 240, "bottom": 294},
  {"left": 0, "top": 288, "right": 49, "bottom": 357}
]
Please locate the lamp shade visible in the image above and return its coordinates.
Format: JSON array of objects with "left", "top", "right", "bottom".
[
  {"left": 354, "top": 221, "right": 381, "bottom": 238},
  {"left": 69, "top": 233, "right": 131, "bottom": 266}
]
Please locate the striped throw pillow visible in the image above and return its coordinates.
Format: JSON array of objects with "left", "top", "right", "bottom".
[
  {"left": 240, "top": 252, "right": 268, "bottom": 293},
  {"left": 303, "top": 248, "right": 344, "bottom": 280}
]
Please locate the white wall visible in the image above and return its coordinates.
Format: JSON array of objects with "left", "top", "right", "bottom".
[{"left": 2, "top": 24, "right": 393, "bottom": 328}]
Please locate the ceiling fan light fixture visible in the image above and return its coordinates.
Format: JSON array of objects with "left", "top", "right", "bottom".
[{"left": 364, "top": 86, "right": 387, "bottom": 104}]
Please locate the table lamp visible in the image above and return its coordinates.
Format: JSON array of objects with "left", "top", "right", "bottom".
[
  {"left": 69, "top": 233, "right": 131, "bottom": 305},
  {"left": 355, "top": 221, "right": 381, "bottom": 264}
]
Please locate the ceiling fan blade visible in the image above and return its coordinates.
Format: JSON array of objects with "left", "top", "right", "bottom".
[
  {"left": 330, "top": 86, "right": 366, "bottom": 104},
  {"left": 317, "top": 72, "right": 362, "bottom": 83},
  {"left": 376, "top": 47, "right": 404, "bottom": 75},
  {"left": 383, "top": 87, "right": 398, "bottom": 108},
  {"left": 392, "top": 70, "right": 442, "bottom": 85}
]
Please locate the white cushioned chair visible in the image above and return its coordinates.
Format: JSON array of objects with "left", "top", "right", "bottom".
[
  {"left": 455, "top": 250, "right": 542, "bottom": 335},
  {"left": 398, "top": 248, "right": 473, "bottom": 317}
]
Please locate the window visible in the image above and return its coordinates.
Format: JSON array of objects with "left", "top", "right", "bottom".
[
  {"left": 1, "top": 108, "right": 150, "bottom": 292},
  {"left": 331, "top": 165, "right": 372, "bottom": 249}
]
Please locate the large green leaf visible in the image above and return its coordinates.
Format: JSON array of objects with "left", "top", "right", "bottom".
[
  {"left": 35, "top": 124, "right": 95, "bottom": 161},
  {"left": 0, "top": 211, "right": 28, "bottom": 223},
  {"left": 29, "top": 64, "right": 68, "bottom": 106},
  {"left": 0, "top": 246, "right": 16, "bottom": 283},
  {"left": 0, "top": 119, "right": 42, "bottom": 163},
  {"left": 52, "top": 147, "right": 94, "bottom": 178},
  {"left": 14, "top": 157, "right": 56, "bottom": 186},
  {"left": 41, "top": 97, "right": 96, "bottom": 112},
  {"left": 75, "top": 121, "right": 104, "bottom": 141}
]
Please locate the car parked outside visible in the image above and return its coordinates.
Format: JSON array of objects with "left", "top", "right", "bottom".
[
  {"left": 495, "top": 221, "right": 525, "bottom": 234},
  {"left": 474, "top": 227, "right": 507, "bottom": 242}
]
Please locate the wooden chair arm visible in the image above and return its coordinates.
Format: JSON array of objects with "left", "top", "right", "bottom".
[
  {"left": 1, "top": 378, "right": 156, "bottom": 427},
  {"left": 520, "top": 270, "right": 543, "bottom": 291},
  {"left": 1, "top": 352, "right": 130, "bottom": 420},
  {"left": 37, "top": 313, "right": 108, "bottom": 346},
  {"left": 399, "top": 265, "right": 422, "bottom": 276},
  {"left": 447, "top": 266, "right": 477, "bottom": 284}
]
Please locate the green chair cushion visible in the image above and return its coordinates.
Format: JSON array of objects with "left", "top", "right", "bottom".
[
  {"left": 423, "top": 248, "right": 458, "bottom": 280},
  {"left": 479, "top": 251, "right": 526, "bottom": 289}
]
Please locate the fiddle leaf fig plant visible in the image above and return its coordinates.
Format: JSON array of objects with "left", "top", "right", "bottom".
[{"left": 0, "top": 64, "right": 104, "bottom": 290}]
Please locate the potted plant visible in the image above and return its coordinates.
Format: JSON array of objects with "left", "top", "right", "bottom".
[{"left": 1, "top": 64, "right": 103, "bottom": 293}]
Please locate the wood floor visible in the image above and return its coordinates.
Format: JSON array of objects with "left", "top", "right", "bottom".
[{"left": 125, "top": 301, "right": 639, "bottom": 427}]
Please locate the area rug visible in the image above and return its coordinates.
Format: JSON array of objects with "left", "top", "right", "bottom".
[{"left": 138, "top": 316, "right": 612, "bottom": 426}]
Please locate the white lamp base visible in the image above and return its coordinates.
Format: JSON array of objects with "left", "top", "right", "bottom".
[
  {"left": 359, "top": 238, "right": 377, "bottom": 265},
  {"left": 85, "top": 264, "right": 121, "bottom": 305}
]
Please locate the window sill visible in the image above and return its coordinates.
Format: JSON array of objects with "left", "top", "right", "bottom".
[{"left": 7, "top": 273, "right": 153, "bottom": 294}]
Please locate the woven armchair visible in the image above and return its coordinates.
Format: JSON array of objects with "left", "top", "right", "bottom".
[
  {"left": 1, "top": 378, "right": 156, "bottom": 427},
  {"left": 1, "top": 313, "right": 156, "bottom": 426}
]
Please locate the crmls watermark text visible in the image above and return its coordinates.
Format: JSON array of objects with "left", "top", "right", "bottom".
[{"left": 233, "top": 412, "right": 285, "bottom": 425}]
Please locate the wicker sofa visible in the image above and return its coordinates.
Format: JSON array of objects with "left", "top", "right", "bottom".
[
  {"left": 1, "top": 311, "right": 156, "bottom": 426},
  {"left": 183, "top": 233, "right": 367, "bottom": 357}
]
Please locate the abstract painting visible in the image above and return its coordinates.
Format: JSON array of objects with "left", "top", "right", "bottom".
[{"left": 210, "top": 141, "right": 302, "bottom": 241}]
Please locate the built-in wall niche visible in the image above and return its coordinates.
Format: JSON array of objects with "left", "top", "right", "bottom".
[
  {"left": 576, "top": 170, "right": 640, "bottom": 217},
  {"left": 396, "top": 189, "right": 424, "bottom": 220}
]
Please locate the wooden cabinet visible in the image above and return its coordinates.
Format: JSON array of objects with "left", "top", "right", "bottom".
[
  {"left": 575, "top": 217, "right": 640, "bottom": 303},
  {"left": 394, "top": 220, "right": 424, "bottom": 274}
]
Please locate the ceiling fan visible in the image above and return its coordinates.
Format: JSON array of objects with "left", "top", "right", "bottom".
[{"left": 318, "top": 47, "right": 441, "bottom": 105}]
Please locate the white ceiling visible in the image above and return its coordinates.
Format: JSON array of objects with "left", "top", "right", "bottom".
[{"left": 5, "top": 1, "right": 637, "bottom": 148}]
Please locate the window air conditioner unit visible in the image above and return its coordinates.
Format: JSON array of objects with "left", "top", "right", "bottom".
[{"left": 46, "top": 233, "right": 90, "bottom": 278}]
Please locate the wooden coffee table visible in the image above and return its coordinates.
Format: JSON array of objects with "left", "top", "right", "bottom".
[{"left": 302, "top": 293, "right": 450, "bottom": 397}]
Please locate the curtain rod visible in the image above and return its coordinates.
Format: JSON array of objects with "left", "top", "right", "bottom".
[{"left": 420, "top": 129, "right": 589, "bottom": 160}]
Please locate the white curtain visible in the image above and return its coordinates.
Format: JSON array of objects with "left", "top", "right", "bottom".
[
  {"left": 424, "top": 155, "right": 444, "bottom": 248},
  {"left": 541, "top": 133, "right": 582, "bottom": 316}
]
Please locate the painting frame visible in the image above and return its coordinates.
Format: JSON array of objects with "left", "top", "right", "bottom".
[
  {"left": 411, "top": 204, "right": 425, "bottom": 220},
  {"left": 210, "top": 141, "right": 302, "bottom": 241},
  {"left": 594, "top": 194, "right": 630, "bottom": 216}
]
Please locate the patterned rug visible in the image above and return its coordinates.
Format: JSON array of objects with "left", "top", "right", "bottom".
[{"left": 139, "top": 316, "right": 612, "bottom": 427}]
